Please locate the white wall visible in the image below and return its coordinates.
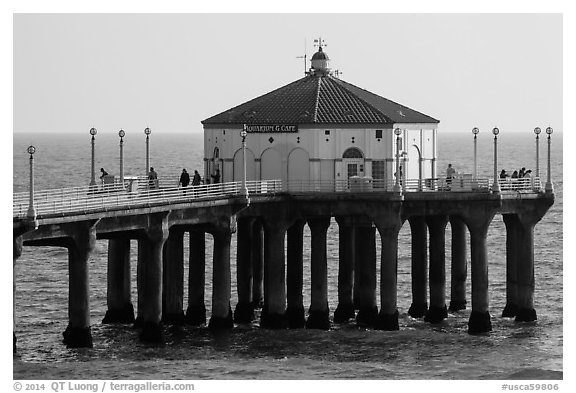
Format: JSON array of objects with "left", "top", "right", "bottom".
[{"left": 203, "top": 123, "right": 437, "bottom": 184}]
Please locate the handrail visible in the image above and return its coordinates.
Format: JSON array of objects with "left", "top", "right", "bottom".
[{"left": 12, "top": 176, "right": 544, "bottom": 220}]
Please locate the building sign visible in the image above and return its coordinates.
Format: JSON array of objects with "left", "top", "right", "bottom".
[{"left": 244, "top": 124, "right": 298, "bottom": 133}]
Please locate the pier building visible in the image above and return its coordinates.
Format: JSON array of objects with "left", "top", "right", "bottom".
[{"left": 201, "top": 44, "right": 439, "bottom": 190}]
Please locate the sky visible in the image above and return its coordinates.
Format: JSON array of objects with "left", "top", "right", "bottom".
[{"left": 11, "top": 11, "right": 564, "bottom": 135}]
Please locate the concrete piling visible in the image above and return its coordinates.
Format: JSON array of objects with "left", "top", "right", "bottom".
[
  {"left": 162, "top": 229, "right": 185, "bottom": 325},
  {"left": 374, "top": 208, "right": 403, "bottom": 331},
  {"left": 138, "top": 214, "right": 169, "bottom": 343},
  {"left": 424, "top": 215, "right": 449, "bottom": 323},
  {"left": 334, "top": 217, "right": 355, "bottom": 323},
  {"left": 502, "top": 214, "right": 520, "bottom": 317},
  {"left": 408, "top": 216, "right": 428, "bottom": 318},
  {"left": 306, "top": 217, "right": 331, "bottom": 330},
  {"left": 261, "top": 219, "right": 288, "bottom": 328},
  {"left": 103, "top": 238, "right": 135, "bottom": 324},
  {"left": 63, "top": 222, "right": 97, "bottom": 348},
  {"left": 465, "top": 213, "right": 495, "bottom": 334},
  {"left": 234, "top": 218, "right": 255, "bottom": 323},
  {"left": 354, "top": 222, "right": 378, "bottom": 327},
  {"left": 208, "top": 228, "right": 234, "bottom": 329},
  {"left": 13, "top": 235, "right": 23, "bottom": 353},
  {"left": 515, "top": 218, "right": 537, "bottom": 322},
  {"left": 286, "top": 220, "right": 306, "bottom": 328},
  {"left": 449, "top": 217, "right": 468, "bottom": 312},
  {"left": 185, "top": 228, "right": 206, "bottom": 326},
  {"left": 135, "top": 240, "right": 147, "bottom": 328},
  {"left": 251, "top": 220, "right": 265, "bottom": 310}
]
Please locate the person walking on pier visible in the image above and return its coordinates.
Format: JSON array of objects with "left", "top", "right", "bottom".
[
  {"left": 148, "top": 167, "right": 158, "bottom": 189},
  {"left": 179, "top": 168, "right": 190, "bottom": 195},
  {"left": 211, "top": 168, "right": 221, "bottom": 184},
  {"left": 99, "top": 168, "right": 112, "bottom": 187},
  {"left": 446, "top": 163, "right": 456, "bottom": 185},
  {"left": 192, "top": 170, "right": 202, "bottom": 197},
  {"left": 192, "top": 170, "right": 201, "bottom": 186}
]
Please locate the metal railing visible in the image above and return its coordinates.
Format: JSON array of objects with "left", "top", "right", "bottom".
[
  {"left": 285, "top": 176, "right": 542, "bottom": 193},
  {"left": 13, "top": 176, "right": 543, "bottom": 220}
]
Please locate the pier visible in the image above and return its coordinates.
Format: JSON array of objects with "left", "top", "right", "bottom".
[{"left": 13, "top": 174, "right": 554, "bottom": 349}]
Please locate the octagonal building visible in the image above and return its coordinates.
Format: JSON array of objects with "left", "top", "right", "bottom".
[{"left": 201, "top": 44, "right": 440, "bottom": 191}]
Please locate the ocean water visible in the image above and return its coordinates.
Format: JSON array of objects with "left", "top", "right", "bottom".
[{"left": 12, "top": 131, "right": 563, "bottom": 381}]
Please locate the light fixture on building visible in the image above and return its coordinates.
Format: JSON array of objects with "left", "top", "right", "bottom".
[
  {"left": 394, "top": 128, "right": 402, "bottom": 193},
  {"left": 240, "top": 126, "right": 249, "bottom": 197}
]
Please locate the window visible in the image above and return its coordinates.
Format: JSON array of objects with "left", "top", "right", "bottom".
[
  {"left": 325, "top": 130, "right": 331, "bottom": 135},
  {"left": 375, "top": 129, "right": 383, "bottom": 139},
  {"left": 342, "top": 147, "right": 363, "bottom": 158},
  {"left": 372, "top": 160, "right": 386, "bottom": 188}
]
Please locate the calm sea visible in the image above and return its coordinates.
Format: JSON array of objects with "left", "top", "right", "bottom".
[{"left": 12, "top": 131, "right": 563, "bottom": 381}]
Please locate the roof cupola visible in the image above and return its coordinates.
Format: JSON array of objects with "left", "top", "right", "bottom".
[{"left": 310, "top": 38, "right": 330, "bottom": 76}]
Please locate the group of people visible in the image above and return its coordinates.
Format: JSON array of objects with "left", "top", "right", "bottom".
[
  {"left": 178, "top": 168, "right": 203, "bottom": 188},
  {"left": 499, "top": 167, "right": 533, "bottom": 179},
  {"left": 98, "top": 166, "right": 207, "bottom": 192}
]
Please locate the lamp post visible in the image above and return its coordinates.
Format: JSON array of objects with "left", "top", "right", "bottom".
[
  {"left": 119, "top": 129, "right": 125, "bottom": 186},
  {"left": 492, "top": 127, "right": 500, "bottom": 193},
  {"left": 472, "top": 127, "right": 479, "bottom": 180},
  {"left": 240, "top": 125, "right": 249, "bottom": 196},
  {"left": 534, "top": 127, "right": 541, "bottom": 178},
  {"left": 545, "top": 127, "right": 553, "bottom": 193},
  {"left": 394, "top": 128, "right": 402, "bottom": 193},
  {"left": 144, "top": 127, "right": 151, "bottom": 176},
  {"left": 26, "top": 145, "right": 36, "bottom": 220},
  {"left": 89, "top": 127, "right": 97, "bottom": 186}
]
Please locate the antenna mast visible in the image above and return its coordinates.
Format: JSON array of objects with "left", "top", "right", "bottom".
[{"left": 296, "top": 38, "right": 307, "bottom": 76}]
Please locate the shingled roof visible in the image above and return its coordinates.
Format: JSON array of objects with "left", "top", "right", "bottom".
[{"left": 201, "top": 74, "right": 439, "bottom": 126}]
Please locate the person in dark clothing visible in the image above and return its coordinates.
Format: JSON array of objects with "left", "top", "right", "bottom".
[
  {"left": 148, "top": 167, "right": 158, "bottom": 189},
  {"left": 192, "top": 170, "right": 201, "bottom": 186},
  {"left": 179, "top": 169, "right": 190, "bottom": 195},
  {"left": 211, "top": 168, "right": 221, "bottom": 184},
  {"left": 100, "top": 168, "right": 109, "bottom": 179},
  {"left": 179, "top": 169, "right": 190, "bottom": 187},
  {"left": 511, "top": 170, "right": 519, "bottom": 179},
  {"left": 191, "top": 170, "right": 202, "bottom": 197},
  {"left": 500, "top": 169, "right": 509, "bottom": 179},
  {"left": 519, "top": 167, "right": 526, "bottom": 178}
]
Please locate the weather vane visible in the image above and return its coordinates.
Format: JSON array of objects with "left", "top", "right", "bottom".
[{"left": 314, "top": 37, "right": 327, "bottom": 49}]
